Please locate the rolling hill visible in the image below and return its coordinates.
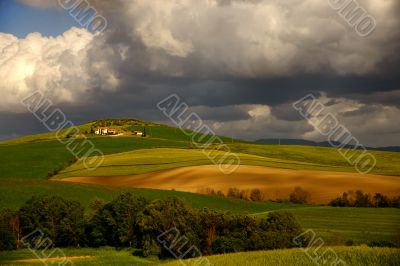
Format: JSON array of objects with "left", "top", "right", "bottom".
[
  {"left": 1, "top": 118, "right": 399, "bottom": 247},
  {"left": 258, "top": 138, "right": 400, "bottom": 152}
]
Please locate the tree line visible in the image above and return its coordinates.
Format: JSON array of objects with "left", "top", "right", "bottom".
[
  {"left": 0, "top": 193, "right": 302, "bottom": 258},
  {"left": 330, "top": 190, "right": 400, "bottom": 208},
  {"left": 198, "top": 187, "right": 308, "bottom": 203},
  {"left": 200, "top": 186, "right": 400, "bottom": 208}
]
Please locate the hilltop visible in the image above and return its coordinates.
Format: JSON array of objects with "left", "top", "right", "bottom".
[{"left": 2, "top": 118, "right": 400, "bottom": 180}]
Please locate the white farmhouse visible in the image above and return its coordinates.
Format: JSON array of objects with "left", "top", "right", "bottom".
[{"left": 95, "top": 127, "right": 117, "bottom": 135}]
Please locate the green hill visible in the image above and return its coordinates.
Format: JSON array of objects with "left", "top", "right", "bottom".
[
  {"left": 1, "top": 118, "right": 400, "bottom": 247},
  {"left": 2, "top": 117, "right": 400, "bottom": 181},
  {"left": 163, "top": 247, "right": 400, "bottom": 266}
]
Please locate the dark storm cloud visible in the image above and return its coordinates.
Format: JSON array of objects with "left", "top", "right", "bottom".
[
  {"left": 1, "top": 0, "right": 400, "bottom": 146},
  {"left": 270, "top": 103, "right": 305, "bottom": 122},
  {"left": 0, "top": 113, "right": 45, "bottom": 141},
  {"left": 13, "top": 0, "right": 400, "bottom": 107},
  {"left": 344, "top": 89, "right": 400, "bottom": 108},
  {"left": 189, "top": 105, "right": 251, "bottom": 122}
]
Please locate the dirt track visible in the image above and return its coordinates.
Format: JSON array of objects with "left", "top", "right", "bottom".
[{"left": 58, "top": 165, "right": 400, "bottom": 203}]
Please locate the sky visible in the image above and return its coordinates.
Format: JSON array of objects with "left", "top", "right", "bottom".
[{"left": 0, "top": 0, "right": 399, "bottom": 147}]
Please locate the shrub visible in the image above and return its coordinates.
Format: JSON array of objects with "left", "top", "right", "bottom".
[
  {"left": 330, "top": 192, "right": 350, "bottom": 207},
  {"left": 289, "top": 187, "right": 310, "bottom": 204},
  {"left": 354, "top": 190, "right": 373, "bottom": 207},
  {"left": 250, "top": 189, "right": 264, "bottom": 201}
]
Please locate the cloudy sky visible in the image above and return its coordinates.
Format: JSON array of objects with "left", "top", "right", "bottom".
[{"left": 0, "top": 0, "right": 399, "bottom": 147}]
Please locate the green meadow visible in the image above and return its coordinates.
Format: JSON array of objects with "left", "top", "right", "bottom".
[
  {"left": 0, "top": 247, "right": 158, "bottom": 265},
  {"left": 228, "top": 142, "right": 400, "bottom": 176},
  {"left": 1, "top": 119, "right": 399, "bottom": 264},
  {"left": 54, "top": 148, "right": 325, "bottom": 178},
  {"left": 1, "top": 246, "right": 398, "bottom": 266},
  {"left": 0, "top": 179, "right": 303, "bottom": 214},
  {"left": 1, "top": 178, "right": 398, "bottom": 244},
  {"left": 0, "top": 138, "right": 191, "bottom": 180},
  {"left": 163, "top": 247, "right": 400, "bottom": 266},
  {"left": 254, "top": 207, "right": 400, "bottom": 245}
]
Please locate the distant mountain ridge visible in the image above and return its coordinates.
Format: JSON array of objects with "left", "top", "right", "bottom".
[{"left": 257, "top": 138, "right": 400, "bottom": 152}]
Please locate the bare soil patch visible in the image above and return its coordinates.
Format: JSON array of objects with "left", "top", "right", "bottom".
[{"left": 58, "top": 165, "right": 400, "bottom": 204}]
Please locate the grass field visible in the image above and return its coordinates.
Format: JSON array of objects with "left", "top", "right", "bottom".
[
  {"left": 127, "top": 124, "right": 235, "bottom": 143},
  {"left": 1, "top": 178, "right": 398, "bottom": 245},
  {"left": 53, "top": 148, "right": 400, "bottom": 204},
  {"left": 0, "top": 179, "right": 304, "bottom": 214},
  {"left": 54, "top": 148, "right": 325, "bottom": 178},
  {"left": 1, "top": 121, "right": 235, "bottom": 146},
  {"left": 254, "top": 207, "right": 400, "bottom": 245},
  {"left": 2, "top": 125, "right": 400, "bottom": 180},
  {"left": 228, "top": 143, "right": 400, "bottom": 176},
  {"left": 0, "top": 247, "right": 158, "bottom": 265},
  {"left": 1, "top": 120, "right": 399, "bottom": 249},
  {"left": 163, "top": 247, "right": 400, "bottom": 266},
  {"left": 76, "top": 141, "right": 400, "bottom": 176},
  {"left": 56, "top": 164, "right": 400, "bottom": 204},
  {"left": 0, "top": 138, "right": 191, "bottom": 180},
  {"left": 1, "top": 247, "right": 399, "bottom": 266},
  {"left": 1, "top": 131, "right": 400, "bottom": 182}
]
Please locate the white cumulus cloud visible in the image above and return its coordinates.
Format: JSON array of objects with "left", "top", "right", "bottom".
[{"left": 0, "top": 27, "right": 119, "bottom": 112}]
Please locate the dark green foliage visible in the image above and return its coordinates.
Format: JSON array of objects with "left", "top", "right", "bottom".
[
  {"left": 2, "top": 193, "right": 303, "bottom": 256},
  {"left": 210, "top": 211, "right": 302, "bottom": 254},
  {"left": 195, "top": 208, "right": 229, "bottom": 255},
  {"left": 257, "top": 212, "right": 302, "bottom": 249},
  {"left": 138, "top": 197, "right": 198, "bottom": 258},
  {"left": 212, "top": 236, "right": 243, "bottom": 254},
  {"left": 19, "top": 195, "right": 85, "bottom": 248},
  {"left": 86, "top": 193, "right": 148, "bottom": 247}
]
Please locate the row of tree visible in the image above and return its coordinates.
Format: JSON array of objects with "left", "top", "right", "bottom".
[
  {"left": 330, "top": 190, "right": 400, "bottom": 208},
  {"left": 200, "top": 186, "right": 400, "bottom": 208},
  {"left": 197, "top": 187, "right": 265, "bottom": 201},
  {"left": 199, "top": 186, "right": 311, "bottom": 204},
  {"left": 0, "top": 194, "right": 303, "bottom": 258},
  {"left": 197, "top": 187, "right": 304, "bottom": 203}
]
